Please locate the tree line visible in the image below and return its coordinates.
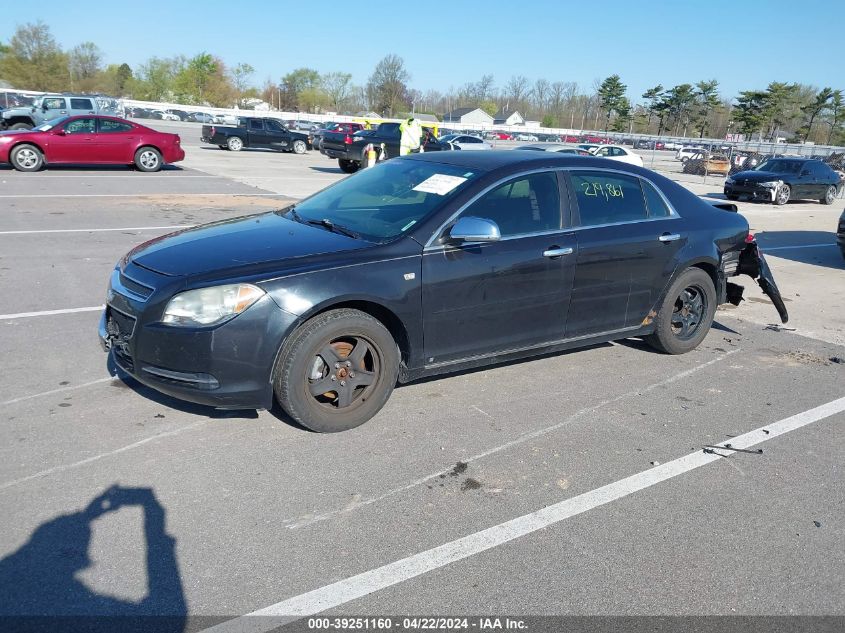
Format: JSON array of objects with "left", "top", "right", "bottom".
[{"left": 1, "top": 21, "right": 843, "bottom": 145}]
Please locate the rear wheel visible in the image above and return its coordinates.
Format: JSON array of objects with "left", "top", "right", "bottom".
[
  {"left": 134, "top": 147, "right": 162, "bottom": 172},
  {"left": 227, "top": 136, "right": 243, "bottom": 151},
  {"left": 820, "top": 185, "right": 836, "bottom": 205},
  {"left": 646, "top": 268, "right": 716, "bottom": 355},
  {"left": 292, "top": 139, "right": 308, "bottom": 154},
  {"left": 273, "top": 309, "right": 399, "bottom": 433},
  {"left": 10, "top": 144, "right": 43, "bottom": 171},
  {"left": 338, "top": 159, "right": 359, "bottom": 174},
  {"left": 775, "top": 183, "right": 790, "bottom": 205}
]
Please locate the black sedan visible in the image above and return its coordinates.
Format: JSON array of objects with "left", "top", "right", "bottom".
[
  {"left": 724, "top": 157, "right": 840, "bottom": 205},
  {"left": 99, "top": 152, "right": 788, "bottom": 432}
]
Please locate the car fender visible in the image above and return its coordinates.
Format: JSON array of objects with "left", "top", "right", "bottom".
[
  {"left": 644, "top": 249, "right": 721, "bottom": 326},
  {"left": 9, "top": 139, "right": 48, "bottom": 163}
]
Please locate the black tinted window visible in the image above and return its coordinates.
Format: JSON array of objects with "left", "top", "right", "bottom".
[
  {"left": 265, "top": 119, "right": 283, "bottom": 132},
  {"left": 64, "top": 118, "right": 96, "bottom": 134},
  {"left": 98, "top": 119, "right": 132, "bottom": 133},
  {"left": 249, "top": 119, "right": 264, "bottom": 130},
  {"left": 70, "top": 98, "right": 93, "bottom": 110},
  {"left": 642, "top": 180, "right": 671, "bottom": 217},
  {"left": 461, "top": 172, "right": 561, "bottom": 237},
  {"left": 571, "top": 171, "right": 647, "bottom": 226}
]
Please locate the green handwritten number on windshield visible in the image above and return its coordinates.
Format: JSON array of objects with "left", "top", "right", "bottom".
[{"left": 581, "top": 181, "right": 624, "bottom": 201}]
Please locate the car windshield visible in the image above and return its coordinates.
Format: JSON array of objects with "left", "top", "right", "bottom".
[
  {"left": 282, "top": 159, "right": 483, "bottom": 243},
  {"left": 754, "top": 159, "right": 803, "bottom": 174},
  {"left": 32, "top": 115, "right": 69, "bottom": 131}
]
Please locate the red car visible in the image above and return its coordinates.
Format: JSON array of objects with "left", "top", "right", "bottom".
[{"left": 0, "top": 115, "right": 185, "bottom": 172}]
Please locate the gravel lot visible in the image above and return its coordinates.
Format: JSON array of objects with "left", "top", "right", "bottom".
[{"left": 0, "top": 119, "right": 842, "bottom": 631}]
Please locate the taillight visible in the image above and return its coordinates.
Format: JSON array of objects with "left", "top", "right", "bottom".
[
  {"left": 344, "top": 134, "right": 352, "bottom": 144},
  {"left": 210, "top": 126, "right": 216, "bottom": 137},
  {"left": 745, "top": 233, "right": 755, "bottom": 243}
]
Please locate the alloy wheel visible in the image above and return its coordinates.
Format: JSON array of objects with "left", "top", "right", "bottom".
[
  {"left": 139, "top": 150, "right": 159, "bottom": 169},
  {"left": 307, "top": 336, "right": 379, "bottom": 409},
  {"left": 16, "top": 148, "right": 38, "bottom": 169},
  {"left": 671, "top": 286, "right": 706, "bottom": 341}
]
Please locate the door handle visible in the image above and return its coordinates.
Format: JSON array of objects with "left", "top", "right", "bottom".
[
  {"left": 543, "top": 247, "right": 574, "bottom": 258},
  {"left": 658, "top": 233, "right": 681, "bottom": 242}
]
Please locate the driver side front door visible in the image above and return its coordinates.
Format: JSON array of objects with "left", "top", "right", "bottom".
[
  {"left": 47, "top": 117, "right": 98, "bottom": 163},
  {"left": 422, "top": 170, "right": 577, "bottom": 366}
]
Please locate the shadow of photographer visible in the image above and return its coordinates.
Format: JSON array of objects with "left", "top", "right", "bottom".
[{"left": 0, "top": 485, "right": 186, "bottom": 633}]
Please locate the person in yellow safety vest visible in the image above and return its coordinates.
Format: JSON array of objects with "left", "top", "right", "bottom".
[{"left": 399, "top": 117, "right": 423, "bottom": 156}]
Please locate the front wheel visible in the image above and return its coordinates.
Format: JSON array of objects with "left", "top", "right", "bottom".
[
  {"left": 273, "top": 308, "right": 399, "bottom": 433},
  {"left": 775, "top": 183, "right": 790, "bottom": 205},
  {"left": 10, "top": 123, "right": 33, "bottom": 131},
  {"left": 10, "top": 144, "right": 44, "bottom": 171},
  {"left": 820, "top": 185, "right": 836, "bottom": 205},
  {"left": 134, "top": 147, "right": 162, "bottom": 172},
  {"left": 292, "top": 139, "right": 307, "bottom": 154},
  {"left": 645, "top": 268, "right": 717, "bottom": 355},
  {"left": 338, "top": 159, "right": 359, "bottom": 174}
]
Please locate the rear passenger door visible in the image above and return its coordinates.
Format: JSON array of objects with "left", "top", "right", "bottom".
[
  {"left": 564, "top": 169, "right": 685, "bottom": 338},
  {"left": 246, "top": 118, "right": 267, "bottom": 147},
  {"left": 96, "top": 118, "right": 136, "bottom": 163},
  {"left": 69, "top": 97, "right": 95, "bottom": 116}
]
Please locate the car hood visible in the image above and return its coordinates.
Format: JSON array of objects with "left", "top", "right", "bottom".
[
  {"left": 127, "top": 212, "right": 370, "bottom": 277},
  {"left": 730, "top": 170, "right": 788, "bottom": 182}
]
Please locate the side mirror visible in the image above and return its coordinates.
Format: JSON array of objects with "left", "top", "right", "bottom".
[
  {"left": 448, "top": 217, "right": 501, "bottom": 243},
  {"left": 54, "top": 129, "right": 66, "bottom": 136},
  {"left": 42, "top": 104, "right": 48, "bottom": 112}
]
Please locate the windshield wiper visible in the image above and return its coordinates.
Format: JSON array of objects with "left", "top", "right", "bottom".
[{"left": 306, "top": 218, "right": 360, "bottom": 239}]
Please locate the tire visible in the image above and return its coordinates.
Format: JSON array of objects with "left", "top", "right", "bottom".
[
  {"left": 273, "top": 308, "right": 399, "bottom": 433},
  {"left": 645, "top": 268, "right": 717, "bottom": 355},
  {"left": 10, "top": 122, "right": 33, "bottom": 131},
  {"left": 820, "top": 185, "right": 836, "bottom": 205},
  {"left": 227, "top": 136, "right": 243, "bottom": 151},
  {"left": 292, "top": 139, "right": 307, "bottom": 154},
  {"left": 725, "top": 194, "right": 739, "bottom": 201},
  {"left": 134, "top": 147, "right": 162, "bottom": 172},
  {"left": 10, "top": 144, "right": 43, "bottom": 172},
  {"left": 338, "top": 159, "right": 359, "bottom": 174},
  {"left": 775, "top": 183, "right": 790, "bottom": 205}
]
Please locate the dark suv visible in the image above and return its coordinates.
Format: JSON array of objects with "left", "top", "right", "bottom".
[{"left": 724, "top": 158, "right": 840, "bottom": 205}]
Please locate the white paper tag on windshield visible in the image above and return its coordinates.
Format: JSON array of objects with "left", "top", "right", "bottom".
[{"left": 413, "top": 174, "right": 467, "bottom": 195}]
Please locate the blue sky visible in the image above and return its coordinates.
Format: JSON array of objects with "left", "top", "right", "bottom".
[{"left": 2, "top": 0, "right": 843, "bottom": 103}]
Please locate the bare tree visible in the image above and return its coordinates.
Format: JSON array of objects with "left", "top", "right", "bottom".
[
  {"left": 367, "top": 54, "right": 410, "bottom": 116},
  {"left": 322, "top": 71, "right": 352, "bottom": 112}
]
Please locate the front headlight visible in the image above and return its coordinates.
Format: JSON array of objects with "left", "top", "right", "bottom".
[
  {"left": 162, "top": 283, "right": 265, "bottom": 327},
  {"left": 759, "top": 180, "right": 782, "bottom": 188}
]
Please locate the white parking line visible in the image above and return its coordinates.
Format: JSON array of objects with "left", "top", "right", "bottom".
[
  {"left": 0, "top": 225, "right": 193, "bottom": 235},
  {"left": 206, "top": 395, "right": 845, "bottom": 630},
  {"left": 1, "top": 376, "right": 116, "bottom": 407},
  {"left": 0, "top": 306, "right": 103, "bottom": 320},
  {"left": 285, "top": 349, "right": 741, "bottom": 529},
  {"left": 762, "top": 243, "right": 838, "bottom": 251}
]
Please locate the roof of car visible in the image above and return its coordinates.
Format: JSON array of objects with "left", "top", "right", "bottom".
[{"left": 405, "top": 149, "right": 615, "bottom": 171}]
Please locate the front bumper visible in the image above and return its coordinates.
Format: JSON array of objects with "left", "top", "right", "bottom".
[
  {"left": 724, "top": 183, "right": 778, "bottom": 202},
  {"left": 99, "top": 281, "right": 300, "bottom": 410}
]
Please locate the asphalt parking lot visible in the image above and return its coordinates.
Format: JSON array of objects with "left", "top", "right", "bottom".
[{"left": 1, "top": 122, "right": 843, "bottom": 631}]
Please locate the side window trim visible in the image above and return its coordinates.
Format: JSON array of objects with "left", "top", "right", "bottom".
[
  {"left": 424, "top": 168, "right": 570, "bottom": 249},
  {"left": 563, "top": 167, "right": 680, "bottom": 230}
]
